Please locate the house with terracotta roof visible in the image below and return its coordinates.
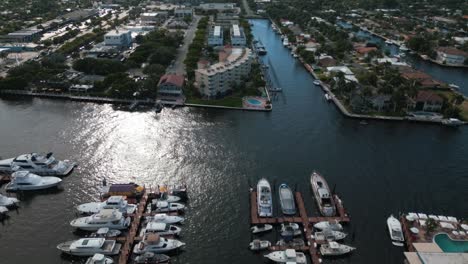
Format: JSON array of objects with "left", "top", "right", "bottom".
[
  {"left": 409, "top": 90, "right": 443, "bottom": 112},
  {"left": 436, "top": 47, "right": 468, "bottom": 66},
  {"left": 399, "top": 66, "right": 442, "bottom": 88},
  {"left": 354, "top": 46, "right": 377, "bottom": 58},
  {"left": 158, "top": 74, "right": 185, "bottom": 97}
]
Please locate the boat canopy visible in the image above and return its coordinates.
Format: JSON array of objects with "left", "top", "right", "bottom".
[
  {"left": 285, "top": 249, "right": 296, "bottom": 258},
  {"left": 329, "top": 242, "right": 339, "bottom": 249},
  {"left": 317, "top": 188, "right": 331, "bottom": 198},
  {"left": 75, "top": 238, "right": 105, "bottom": 248}
]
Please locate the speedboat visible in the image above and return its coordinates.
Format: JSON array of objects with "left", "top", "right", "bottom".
[
  {"left": 387, "top": 215, "right": 404, "bottom": 246},
  {"left": 442, "top": 118, "right": 464, "bottom": 127},
  {"left": 257, "top": 178, "right": 272, "bottom": 217},
  {"left": 153, "top": 201, "right": 185, "bottom": 213},
  {"left": 146, "top": 213, "right": 185, "bottom": 224},
  {"left": 325, "top": 93, "right": 331, "bottom": 101},
  {"left": 314, "top": 230, "right": 347, "bottom": 241},
  {"left": 140, "top": 222, "right": 181, "bottom": 237},
  {"left": 90, "top": 228, "right": 121, "bottom": 238},
  {"left": 0, "top": 152, "right": 75, "bottom": 176},
  {"left": 70, "top": 209, "right": 131, "bottom": 231},
  {"left": 156, "top": 192, "right": 181, "bottom": 203},
  {"left": 6, "top": 171, "right": 61, "bottom": 191},
  {"left": 85, "top": 253, "right": 114, "bottom": 264},
  {"left": 448, "top": 83, "right": 460, "bottom": 90},
  {"left": 320, "top": 241, "right": 355, "bottom": 256},
  {"left": 133, "top": 233, "right": 185, "bottom": 254},
  {"left": 310, "top": 171, "right": 336, "bottom": 217},
  {"left": 264, "top": 249, "right": 307, "bottom": 263},
  {"left": 276, "top": 238, "right": 305, "bottom": 247},
  {"left": 0, "top": 194, "right": 19, "bottom": 207},
  {"left": 57, "top": 238, "right": 121, "bottom": 256},
  {"left": 77, "top": 196, "right": 137, "bottom": 214},
  {"left": 134, "top": 252, "right": 170, "bottom": 263},
  {"left": 314, "top": 220, "right": 343, "bottom": 231},
  {"left": 251, "top": 224, "right": 273, "bottom": 234},
  {"left": 280, "top": 223, "right": 301, "bottom": 237},
  {"left": 249, "top": 239, "right": 271, "bottom": 251},
  {"left": 283, "top": 37, "right": 289, "bottom": 47},
  {"left": 313, "top": 80, "right": 321, "bottom": 86},
  {"left": 385, "top": 39, "right": 393, "bottom": 45},
  {"left": 399, "top": 44, "right": 409, "bottom": 52},
  {"left": 279, "top": 184, "right": 296, "bottom": 215},
  {"left": 0, "top": 206, "right": 8, "bottom": 218}
]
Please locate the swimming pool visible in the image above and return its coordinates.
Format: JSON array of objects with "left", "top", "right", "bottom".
[
  {"left": 434, "top": 233, "right": 468, "bottom": 253},
  {"left": 247, "top": 98, "right": 262, "bottom": 105}
]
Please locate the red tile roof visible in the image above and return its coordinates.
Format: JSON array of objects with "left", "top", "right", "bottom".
[
  {"left": 158, "top": 74, "right": 185, "bottom": 87},
  {"left": 355, "top": 46, "right": 377, "bottom": 54},
  {"left": 415, "top": 90, "right": 443, "bottom": 103},
  {"left": 437, "top": 47, "right": 468, "bottom": 57}
]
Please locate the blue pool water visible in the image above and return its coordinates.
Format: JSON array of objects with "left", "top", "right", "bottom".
[
  {"left": 247, "top": 98, "right": 262, "bottom": 105},
  {"left": 434, "top": 233, "right": 468, "bottom": 253}
]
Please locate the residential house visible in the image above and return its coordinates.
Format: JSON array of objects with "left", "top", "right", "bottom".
[
  {"left": 436, "top": 47, "right": 468, "bottom": 66},
  {"left": 399, "top": 66, "right": 442, "bottom": 89},
  {"left": 317, "top": 56, "right": 337, "bottom": 67},
  {"left": 230, "top": 24, "right": 246, "bottom": 46},
  {"left": 158, "top": 74, "right": 185, "bottom": 97},
  {"left": 410, "top": 90, "right": 443, "bottom": 112}
]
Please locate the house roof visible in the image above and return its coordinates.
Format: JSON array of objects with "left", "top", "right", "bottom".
[
  {"left": 158, "top": 74, "right": 185, "bottom": 87},
  {"left": 437, "top": 47, "right": 468, "bottom": 57},
  {"left": 318, "top": 57, "right": 337, "bottom": 67},
  {"left": 355, "top": 46, "right": 377, "bottom": 54},
  {"left": 414, "top": 90, "right": 443, "bottom": 103}
]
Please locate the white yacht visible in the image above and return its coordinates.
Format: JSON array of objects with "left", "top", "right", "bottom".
[
  {"left": 251, "top": 224, "right": 273, "bottom": 234},
  {"left": 320, "top": 241, "right": 355, "bottom": 256},
  {"left": 257, "top": 178, "right": 272, "bottom": 217},
  {"left": 0, "top": 152, "right": 75, "bottom": 176},
  {"left": 134, "top": 252, "right": 170, "bottom": 263},
  {"left": 77, "top": 196, "right": 137, "bottom": 214},
  {"left": 313, "top": 80, "right": 321, "bottom": 86},
  {"left": 70, "top": 209, "right": 131, "bottom": 231},
  {"left": 0, "top": 206, "right": 8, "bottom": 218},
  {"left": 133, "top": 233, "right": 185, "bottom": 254},
  {"left": 146, "top": 213, "right": 185, "bottom": 224},
  {"left": 399, "top": 44, "right": 409, "bottom": 52},
  {"left": 314, "top": 230, "right": 347, "bottom": 241},
  {"left": 249, "top": 239, "right": 271, "bottom": 251},
  {"left": 85, "top": 254, "right": 114, "bottom": 264},
  {"left": 387, "top": 215, "right": 404, "bottom": 246},
  {"left": 57, "top": 238, "right": 121, "bottom": 256},
  {"left": 314, "top": 220, "right": 343, "bottom": 231},
  {"left": 6, "top": 171, "right": 61, "bottom": 191},
  {"left": 264, "top": 249, "right": 307, "bottom": 263},
  {"left": 139, "top": 222, "right": 182, "bottom": 237},
  {"left": 310, "top": 172, "right": 336, "bottom": 217},
  {"left": 442, "top": 118, "right": 464, "bottom": 127},
  {"left": 0, "top": 194, "right": 19, "bottom": 207},
  {"left": 280, "top": 223, "right": 301, "bottom": 237},
  {"left": 153, "top": 201, "right": 185, "bottom": 213}
]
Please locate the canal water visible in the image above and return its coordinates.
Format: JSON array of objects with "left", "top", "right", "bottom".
[{"left": 0, "top": 19, "right": 467, "bottom": 264}]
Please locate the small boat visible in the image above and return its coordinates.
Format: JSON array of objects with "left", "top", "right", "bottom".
[
  {"left": 360, "top": 120, "right": 368, "bottom": 125},
  {"left": 387, "top": 215, "right": 404, "bottom": 246},
  {"left": 268, "top": 87, "right": 283, "bottom": 92},
  {"left": 280, "top": 223, "right": 301, "bottom": 237},
  {"left": 293, "top": 53, "right": 299, "bottom": 58},
  {"left": 70, "top": 209, "right": 131, "bottom": 231},
  {"left": 134, "top": 252, "right": 170, "bottom": 263},
  {"left": 324, "top": 93, "right": 331, "bottom": 101},
  {"left": 385, "top": 39, "right": 393, "bottom": 45},
  {"left": 0, "top": 194, "right": 19, "bottom": 207},
  {"left": 6, "top": 170, "right": 62, "bottom": 191},
  {"left": 140, "top": 222, "right": 182, "bottom": 237},
  {"left": 57, "top": 238, "right": 121, "bottom": 256},
  {"left": 154, "top": 100, "right": 163, "bottom": 113},
  {"left": 264, "top": 249, "right": 307, "bottom": 263},
  {"left": 314, "top": 230, "right": 347, "bottom": 241},
  {"left": 256, "top": 40, "right": 267, "bottom": 55},
  {"left": 399, "top": 44, "right": 409, "bottom": 52},
  {"left": 283, "top": 37, "right": 289, "bottom": 47},
  {"left": 442, "top": 118, "right": 464, "bottom": 127},
  {"left": 85, "top": 253, "right": 114, "bottom": 264},
  {"left": 310, "top": 172, "right": 336, "bottom": 217},
  {"left": 77, "top": 196, "right": 137, "bottom": 215},
  {"left": 133, "top": 233, "right": 185, "bottom": 254},
  {"left": 152, "top": 201, "right": 185, "bottom": 213},
  {"left": 257, "top": 178, "right": 272, "bottom": 217},
  {"left": 278, "top": 184, "right": 296, "bottom": 215},
  {"left": 320, "top": 241, "right": 355, "bottom": 256},
  {"left": 276, "top": 238, "right": 305, "bottom": 247},
  {"left": 146, "top": 213, "right": 185, "bottom": 224},
  {"left": 251, "top": 224, "right": 273, "bottom": 234},
  {"left": 249, "top": 239, "right": 271, "bottom": 251},
  {"left": 0, "top": 152, "right": 75, "bottom": 176},
  {"left": 90, "top": 228, "right": 121, "bottom": 238},
  {"left": 152, "top": 194, "right": 181, "bottom": 204},
  {"left": 314, "top": 220, "right": 343, "bottom": 231},
  {"left": 313, "top": 80, "right": 321, "bottom": 86},
  {"left": 448, "top": 83, "right": 460, "bottom": 90}
]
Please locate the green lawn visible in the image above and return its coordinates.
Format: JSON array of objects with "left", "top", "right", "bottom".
[{"left": 186, "top": 96, "right": 243, "bottom": 108}]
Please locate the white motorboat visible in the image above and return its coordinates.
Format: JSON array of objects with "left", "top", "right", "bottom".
[
  {"left": 156, "top": 193, "right": 181, "bottom": 203},
  {"left": 314, "top": 230, "right": 347, "bottom": 241},
  {"left": 90, "top": 228, "right": 121, "bottom": 238},
  {"left": 325, "top": 93, "right": 331, "bottom": 101},
  {"left": 134, "top": 252, "right": 170, "bottom": 263},
  {"left": 314, "top": 220, "right": 343, "bottom": 231},
  {"left": 279, "top": 183, "right": 296, "bottom": 215},
  {"left": 0, "top": 152, "right": 75, "bottom": 176},
  {"left": 385, "top": 39, "right": 393, "bottom": 45},
  {"left": 153, "top": 201, "right": 185, "bottom": 213},
  {"left": 77, "top": 196, "right": 137, "bottom": 215},
  {"left": 85, "top": 253, "right": 114, "bottom": 264},
  {"left": 448, "top": 83, "right": 460, "bottom": 90},
  {"left": 57, "top": 238, "right": 121, "bottom": 256},
  {"left": 442, "top": 118, "right": 464, "bottom": 127},
  {"left": 71, "top": 209, "right": 131, "bottom": 231},
  {"left": 387, "top": 215, "right": 404, "bottom": 246},
  {"left": 399, "top": 44, "right": 409, "bottom": 52},
  {"left": 264, "top": 249, "right": 307, "bottom": 264},
  {"left": 249, "top": 239, "right": 271, "bottom": 251},
  {"left": 140, "top": 222, "right": 181, "bottom": 237},
  {"left": 0, "top": 194, "right": 19, "bottom": 207},
  {"left": 6, "top": 171, "right": 61, "bottom": 191},
  {"left": 251, "top": 224, "right": 273, "bottom": 234},
  {"left": 283, "top": 37, "right": 289, "bottom": 47},
  {"left": 313, "top": 80, "right": 321, "bottom": 86},
  {"left": 146, "top": 213, "right": 185, "bottom": 224},
  {"left": 320, "top": 241, "right": 355, "bottom": 256},
  {"left": 257, "top": 178, "right": 272, "bottom": 217},
  {"left": 133, "top": 233, "right": 185, "bottom": 254},
  {"left": 280, "top": 223, "right": 301, "bottom": 237},
  {"left": 276, "top": 238, "right": 305, "bottom": 247},
  {"left": 310, "top": 172, "right": 336, "bottom": 217}
]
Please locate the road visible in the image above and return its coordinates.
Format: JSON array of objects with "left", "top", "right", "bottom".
[
  {"left": 168, "top": 15, "right": 201, "bottom": 75},
  {"left": 241, "top": 0, "right": 261, "bottom": 18}
]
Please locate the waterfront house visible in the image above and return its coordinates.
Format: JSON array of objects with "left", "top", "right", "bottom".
[
  {"left": 436, "top": 47, "right": 468, "bottom": 66},
  {"left": 303, "top": 40, "right": 320, "bottom": 52},
  {"left": 399, "top": 66, "right": 442, "bottom": 89},
  {"left": 157, "top": 74, "right": 185, "bottom": 97},
  {"left": 317, "top": 56, "right": 337, "bottom": 68},
  {"left": 409, "top": 90, "right": 443, "bottom": 112},
  {"left": 354, "top": 46, "right": 378, "bottom": 58},
  {"left": 370, "top": 94, "right": 393, "bottom": 112}
]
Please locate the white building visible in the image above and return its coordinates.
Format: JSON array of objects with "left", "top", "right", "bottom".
[
  {"left": 140, "top": 12, "right": 167, "bottom": 25},
  {"left": 230, "top": 24, "right": 246, "bottom": 46},
  {"left": 436, "top": 47, "right": 468, "bottom": 66},
  {"left": 104, "top": 29, "right": 132, "bottom": 47},
  {"left": 195, "top": 47, "right": 253, "bottom": 98},
  {"left": 174, "top": 8, "right": 193, "bottom": 18},
  {"left": 208, "top": 26, "right": 223, "bottom": 46}
]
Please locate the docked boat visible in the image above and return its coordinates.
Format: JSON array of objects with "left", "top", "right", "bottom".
[
  {"left": 324, "top": 93, "right": 331, "bottom": 101},
  {"left": 442, "top": 118, "right": 464, "bottom": 127},
  {"left": 57, "top": 238, "right": 121, "bottom": 256},
  {"left": 133, "top": 233, "right": 185, "bottom": 254},
  {"left": 385, "top": 39, "right": 393, "bottom": 45},
  {"left": 0, "top": 194, "right": 19, "bottom": 207},
  {"left": 134, "top": 252, "right": 170, "bottom": 263},
  {"left": 5, "top": 171, "right": 61, "bottom": 191},
  {"left": 310, "top": 172, "right": 336, "bottom": 217},
  {"left": 70, "top": 209, "right": 131, "bottom": 231},
  {"left": 257, "top": 178, "right": 272, "bottom": 217},
  {"left": 0, "top": 206, "right": 8, "bottom": 219},
  {"left": 448, "top": 83, "right": 460, "bottom": 90},
  {"left": 276, "top": 238, "right": 305, "bottom": 247},
  {"left": 314, "top": 220, "right": 343, "bottom": 231},
  {"left": 90, "top": 228, "right": 121, "bottom": 238},
  {"left": 140, "top": 222, "right": 181, "bottom": 237},
  {"left": 313, "top": 80, "right": 321, "bottom": 86},
  {"left": 77, "top": 196, "right": 137, "bottom": 215},
  {"left": 264, "top": 249, "right": 307, "bottom": 264},
  {"left": 314, "top": 230, "right": 347, "bottom": 241},
  {"left": 152, "top": 201, "right": 185, "bottom": 213},
  {"left": 387, "top": 215, "right": 405, "bottom": 246},
  {"left": 146, "top": 213, "right": 185, "bottom": 224},
  {"left": 0, "top": 152, "right": 75, "bottom": 176},
  {"left": 85, "top": 253, "right": 114, "bottom": 264},
  {"left": 399, "top": 44, "right": 409, "bottom": 52},
  {"left": 278, "top": 184, "right": 296, "bottom": 215},
  {"left": 152, "top": 195, "right": 181, "bottom": 205},
  {"left": 320, "top": 241, "right": 355, "bottom": 256},
  {"left": 251, "top": 224, "right": 273, "bottom": 234},
  {"left": 280, "top": 223, "right": 301, "bottom": 237},
  {"left": 283, "top": 37, "right": 289, "bottom": 47},
  {"left": 249, "top": 239, "right": 271, "bottom": 251}
]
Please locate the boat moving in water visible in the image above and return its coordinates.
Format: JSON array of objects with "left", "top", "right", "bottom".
[
  {"left": 257, "top": 178, "right": 272, "bottom": 217},
  {"left": 251, "top": 224, "right": 273, "bottom": 234},
  {"left": 278, "top": 184, "right": 296, "bottom": 215},
  {"left": 387, "top": 215, "right": 405, "bottom": 246},
  {"left": 0, "top": 152, "right": 75, "bottom": 176},
  {"left": 310, "top": 171, "right": 336, "bottom": 216}
]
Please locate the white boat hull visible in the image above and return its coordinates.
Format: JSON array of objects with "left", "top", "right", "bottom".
[{"left": 6, "top": 177, "right": 61, "bottom": 191}]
